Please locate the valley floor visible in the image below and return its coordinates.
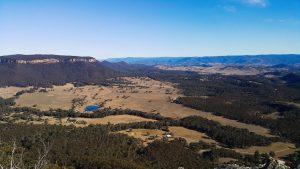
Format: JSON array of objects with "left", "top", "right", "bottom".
[{"left": 0, "top": 77, "right": 297, "bottom": 159}]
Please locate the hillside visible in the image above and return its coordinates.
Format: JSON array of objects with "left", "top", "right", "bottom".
[
  {"left": 107, "top": 54, "right": 300, "bottom": 66},
  {"left": 0, "top": 54, "right": 97, "bottom": 63},
  {"left": 0, "top": 54, "right": 124, "bottom": 87},
  {"left": 0, "top": 54, "right": 194, "bottom": 87},
  {"left": 0, "top": 54, "right": 300, "bottom": 168}
]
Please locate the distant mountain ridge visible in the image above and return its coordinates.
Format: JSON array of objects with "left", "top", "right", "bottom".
[
  {"left": 107, "top": 54, "right": 300, "bottom": 66},
  {"left": 0, "top": 54, "right": 200, "bottom": 87},
  {"left": 0, "top": 54, "right": 124, "bottom": 87},
  {"left": 0, "top": 54, "right": 97, "bottom": 64}
]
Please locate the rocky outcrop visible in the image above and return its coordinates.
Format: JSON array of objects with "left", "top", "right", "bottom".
[
  {"left": 216, "top": 164, "right": 254, "bottom": 169},
  {"left": 16, "top": 59, "right": 60, "bottom": 64},
  {"left": 260, "top": 157, "right": 290, "bottom": 169},
  {"left": 216, "top": 158, "right": 290, "bottom": 169},
  {"left": 0, "top": 54, "right": 98, "bottom": 64},
  {"left": 69, "top": 58, "right": 97, "bottom": 63}
]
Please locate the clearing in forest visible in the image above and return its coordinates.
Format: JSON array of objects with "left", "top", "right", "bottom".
[
  {"left": 234, "top": 142, "right": 297, "bottom": 158},
  {"left": 118, "top": 127, "right": 217, "bottom": 145},
  {"left": 44, "top": 115, "right": 155, "bottom": 126},
  {"left": 168, "top": 126, "right": 218, "bottom": 144},
  {"left": 14, "top": 77, "right": 274, "bottom": 137},
  {"left": 6, "top": 77, "right": 297, "bottom": 157},
  {"left": 0, "top": 86, "right": 32, "bottom": 99}
]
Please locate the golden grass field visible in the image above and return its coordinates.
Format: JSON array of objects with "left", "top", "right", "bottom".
[
  {"left": 14, "top": 77, "right": 273, "bottom": 137},
  {"left": 15, "top": 83, "right": 87, "bottom": 111},
  {"left": 169, "top": 126, "right": 218, "bottom": 144},
  {"left": 63, "top": 115, "right": 156, "bottom": 126},
  {"left": 12, "top": 115, "right": 155, "bottom": 127},
  {"left": 218, "top": 157, "right": 238, "bottom": 164},
  {"left": 118, "top": 126, "right": 217, "bottom": 145},
  {"left": 118, "top": 129, "right": 166, "bottom": 145},
  {"left": 234, "top": 142, "right": 298, "bottom": 158},
  {"left": 46, "top": 115, "right": 155, "bottom": 126},
  {"left": 0, "top": 77, "right": 296, "bottom": 157},
  {"left": 0, "top": 86, "right": 32, "bottom": 99}
]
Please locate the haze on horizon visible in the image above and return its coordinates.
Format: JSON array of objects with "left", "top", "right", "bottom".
[{"left": 0, "top": 0, "right": 300, "bottom": 59}]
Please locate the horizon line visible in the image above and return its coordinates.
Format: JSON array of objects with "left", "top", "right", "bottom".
[{"left": 1, "top": 53, "right": 300, "bottom": 60}]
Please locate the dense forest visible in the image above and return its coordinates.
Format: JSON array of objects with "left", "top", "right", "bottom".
[
  {"left": 0, "top": 97, "right": 14, "bottom": 114},
  {"left": 179, "top": 116, "right": 275, "bottom": 148},
  {"left": 0, "top": 121, "right": 281, "bottom": 168},
  {"left": 0, "top": 62, "right": 123, "bottom": 87},
  {"left": 150, "top": 72, "right": 300, "bottom": 146},
  {"left": 0, "top": 123, "right": 214, "bottom": 169},
  {"left": 175, "top": 97, "right": 300, "bottom": 144}
]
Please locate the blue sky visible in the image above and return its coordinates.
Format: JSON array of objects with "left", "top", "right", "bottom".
[{"left": 0, "top": 0, "right": 299, "bottom": 59}]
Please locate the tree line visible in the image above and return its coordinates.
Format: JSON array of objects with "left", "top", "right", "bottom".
[{"left": 0, "top": 123, "right": 214, "bottom": 169}]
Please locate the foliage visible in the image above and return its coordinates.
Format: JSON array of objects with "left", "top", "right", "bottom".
[
  {"left": 152, "top": 72, "right": 300, "bottom": 145},
  {"left": 180, "top": 116, "right": 274, "bottom": 148},
  {"left": 0, "top": 97, "right": 15, "bottom": 115},
  {"left": 0, "top": 123, "right": 214, "bottom": 169}
]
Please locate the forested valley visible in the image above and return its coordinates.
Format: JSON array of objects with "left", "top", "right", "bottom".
[{"left": 0, "top": 55, "right": 300, "bottom": 168}]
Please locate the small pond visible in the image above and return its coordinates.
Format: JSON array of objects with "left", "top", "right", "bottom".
[{"left": 85, "top": 105, "right": 100, "bottom": 112}]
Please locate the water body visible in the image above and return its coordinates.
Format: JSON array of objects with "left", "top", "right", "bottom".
[{"left": 85, "top": 105, "right": 100, "bottom": 112}]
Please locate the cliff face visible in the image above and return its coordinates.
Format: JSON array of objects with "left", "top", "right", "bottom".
[
  {"left": 0, "top": 54, "right": 97, "bottom": 64},
  {"left": 0, "top": 54, "right": 123, "bottom": 87}
]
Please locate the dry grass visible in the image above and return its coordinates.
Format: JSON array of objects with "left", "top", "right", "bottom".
[
  {"left": 234, "top": 142, "right": 297, "bottom": 157},
  {"left": 286, "top": 102, "right": 300, "bottom": 109},
  {"left": 157, "top": 65, "right": 263, "bottom": 76},
  {"left": 14, "top": 77, "right": 274, "bottom": 137},
  {"left": 65, "top": 115, "right": 155, "bottom": 126},
  {"left": 263, "top": 112, "right": 282, "bottom": 119},
  {"left": 96, "top": 78, "right": 274, "bottom": 137},
  {"left": 40, "top": 115, "right": 155, "bottom": 127},
  {"left": 15, "top": 84, "right": 75, "bottom": 110},
  {"left": 196, "top": 113, "right": 274, "bottom": 137},
  {"left": 118, "top": 127, "right": 218, "bottom": 146},
  {"left": 3, "top": 77, "right": 297, "bottom": 157},
  {"left": 0, "top": 86, "right": 32, "bottom": 99},
  {"left": 218, "top": 158, "right": 238, "bottom": 164},
  {"left": 118, "top": 129, "right": 165, "bottom": 145},
  {"left": 169, "top": 126, "right": 218, "bottom": 144},
  {"left": 10, "top": 114, "right": 154, "bottom": 127}
]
